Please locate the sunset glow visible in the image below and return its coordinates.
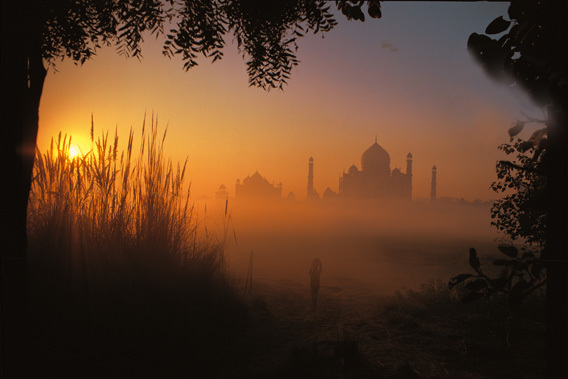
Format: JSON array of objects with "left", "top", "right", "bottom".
[
  {"left": 68, "top": 144, "right": 82, "bottom": 160},
  {"left": 37, "top": 2, "right": 538, "bottom": 203}
]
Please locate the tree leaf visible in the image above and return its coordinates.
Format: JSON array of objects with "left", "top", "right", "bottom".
[
  {"left": 511, "top": 279, "right": 532, "bottom": 294},
  {"left": 368, "top": 1, "right": 381, "bottom": 19},
  {"left": 493, "top": 258, "right": 517, "bottom": 266},
  {"left": 497, "top": 244, "right": 518, "bottom": 258},
  {"left": 461, "top": 292, "right": 484, "bottom": 303},
  {"left": 528, "top": 128, "right": 546, "bottom": 149},
  {"left": 490, "top": 278, "right": 508, "bottom": 291},
  {"left": 465, "top": 279, "right": 488, "bottom": 291},
  {"left": 485, "top": 16, "right": 511, "bottom": 35},
  {"left": 521, "top": 251, "right": 535, "bottom": 259},
  {"left": 449, "top": 273, "right": 473, "bottom": 288},
  {"left": 508, "top": 121, "right": 525, "bottom": 137}
]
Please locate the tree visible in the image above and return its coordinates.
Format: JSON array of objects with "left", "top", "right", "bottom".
[
  {"left": 0, "top": 0, "right": 381, "bottom": 374},
  {"left": 449, "top": 126, "right": 548, "bottom": 304},
  {"left": 463, "top": 1, "right": 566, "bottom": 377},
  {"left": 491, "top": 127, "right": 547, "bottom": 246}
]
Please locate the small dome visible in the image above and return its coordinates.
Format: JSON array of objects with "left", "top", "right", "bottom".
[
  {"left": 348, "top": 164, "right": 359, "bottom": 174},
  {"left": 361, "top": 140, "right": 390, "bottom": 176},
  {"left": 432, "top": 165, "right": 437, "bottom": 170},
  {"left": 392, "top": 168, "right": 401, "bottom": 174},
  {"left": 219, "top": 184, "right": 226, "bottom": 191},
  {"left": 407, "top": 152, "right": 413, "bottom": 159},
  {"left": 309, "top": 156, "right": 314, "bottom": 162}
]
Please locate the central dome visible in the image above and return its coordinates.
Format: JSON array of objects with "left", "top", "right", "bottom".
[{"left": 361, "top": 140, "right": 390, "bottom": 176}]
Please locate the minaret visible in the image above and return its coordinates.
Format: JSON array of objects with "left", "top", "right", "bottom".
[
  {"left": 307, "top": 157, "right": 314, "bottom": 199},
  {"left": 430, "top": 165, "right": 437, "bottom": 201},
  {"left": 406, "top": 152, "right": 413, "bottom": 200}
]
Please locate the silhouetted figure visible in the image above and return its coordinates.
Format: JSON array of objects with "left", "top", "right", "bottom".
[{"left": 309, "top": 258, "right": 322, "bottom": 310}]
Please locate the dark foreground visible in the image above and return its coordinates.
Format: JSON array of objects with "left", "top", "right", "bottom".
[{"left": 26, "top": 272, "right": 544, "bottom": 379}]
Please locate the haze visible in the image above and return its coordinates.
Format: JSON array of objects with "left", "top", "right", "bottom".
[
  {"left": 199, "top": 197, "right": 498, "bottom": 296},
  {"left": 38, "top": 2, "right": 539, "bottom": 203}
]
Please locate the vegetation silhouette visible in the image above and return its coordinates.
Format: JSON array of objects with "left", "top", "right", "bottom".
[
  {"left": 26, "top": 117, "right": 248, "bottom": 377},
  {"left": 463, "top": 1, "right": 565, "bottom": 377},
  {"left": 491, "top": 132, "right": 547, "bottom": 246},
  {"left": 450, "top": 128, "right": 547, "bottom": 308}
]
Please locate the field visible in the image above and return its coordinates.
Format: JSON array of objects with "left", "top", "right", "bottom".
[
  {"left": 216, "top": 199, "right": 545, "bottom": 378},
  {"left": 25, "top": 126, "right": 545, "bottom": 378}
]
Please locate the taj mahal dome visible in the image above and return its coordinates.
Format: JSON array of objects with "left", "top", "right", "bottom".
[{"left": 337, "top": 138, "right": 413, "bottom": 199}]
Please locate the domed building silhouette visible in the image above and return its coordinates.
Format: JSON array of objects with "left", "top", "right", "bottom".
[
  {"left": 235, "top": 171, "right": 282, "bottom": 199},
  {"left": 339, "top": 138, "right": 412, "bottom": 199},
  {"left": 215, "top": 184, "right": 229, "bottom": 199}
]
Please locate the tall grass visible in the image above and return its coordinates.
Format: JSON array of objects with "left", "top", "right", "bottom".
[
  {"left": 27, "top": 116, "right": 246, "bottom": 377},
  {"left": 29, "top": 116, "right": 199, "bottom": 275}
]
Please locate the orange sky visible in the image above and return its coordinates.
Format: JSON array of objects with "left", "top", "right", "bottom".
[{"left": 37, "top": 2, "right": 540, "bottom": 202}]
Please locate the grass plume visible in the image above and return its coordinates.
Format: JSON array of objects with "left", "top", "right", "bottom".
[{"left": 27, "top": 115, "right": 246, "bottom": 377}]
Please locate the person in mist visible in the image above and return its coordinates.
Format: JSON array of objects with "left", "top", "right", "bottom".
[{"left": 309, "top": 258, "right": 323, "bottom": 310}]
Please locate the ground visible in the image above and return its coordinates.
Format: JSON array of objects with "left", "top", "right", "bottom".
[{"left": 216, "top": 274, "right": 545, "bottom": 379}]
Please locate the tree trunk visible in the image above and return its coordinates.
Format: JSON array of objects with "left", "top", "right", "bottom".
[
  {"left": 544, "top": 105, "right": 567, "bottom": 379},
  {"left": 1, "top": 1, "right": 46, "bottom": 374}
]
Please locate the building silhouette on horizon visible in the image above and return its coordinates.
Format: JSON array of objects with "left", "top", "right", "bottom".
[
  {"left": 215, "top": 184, "right": 229, "bottom": 199},
  {"left": 235, "top": 171, "right": 282, "bottom": 199},
  {"left": 430, "top": 165, "right": 437, "bottom": 201},
  {"left": 307, "top": 157, "right": 320, "bottom": 200},
  {"left": 226, "top": 139, "right": 434, "bottom": 202},
  {"left": 336, "top": 138, "right": 413, "bottom": 200}
]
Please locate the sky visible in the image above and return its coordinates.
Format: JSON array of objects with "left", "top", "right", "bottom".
[{"left": 38, "top": 1, "right": 540, "bottom": 202}]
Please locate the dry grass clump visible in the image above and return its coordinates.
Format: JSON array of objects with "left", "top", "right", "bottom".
[
  {"left": 28, "top": 116, "right": 198, "bottom": 276},
  {"left": 27, "top": 116, "right": 245, "bottom": 377}
]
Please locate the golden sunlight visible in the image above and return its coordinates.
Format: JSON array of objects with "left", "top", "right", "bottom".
[{"left": 68, "top": 144, "right": 82, "bottom": 159}]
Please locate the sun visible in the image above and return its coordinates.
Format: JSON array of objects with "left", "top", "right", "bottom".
[{"left": 68, "top": 144, "right": 82, "bottom": 160}]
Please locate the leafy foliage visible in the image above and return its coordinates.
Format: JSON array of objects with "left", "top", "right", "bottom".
[
  {"left": 451, "top": 126, "right": 547, "bottom": 309},
  {"left": 450, "top": 0, "right": 564, "bottom": 311},
  {"left": 467, "top": 0, "right": 566, "bottom": 108},
  {"left": 336, "top": 0, "right": 382, "bottom": 21},
  {"left": 450, "top": 247, "right": 545, "bottom": 311},
  {"left": 35, "top": 0, "right": 383, "bottom": 90},
  {"left": 490, "top": 126, "right": 547, "bottom": 246}
]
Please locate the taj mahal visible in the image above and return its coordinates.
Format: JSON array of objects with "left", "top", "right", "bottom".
[
  {"left": 340, "top": 138, "right": 412, "bottom": 199},
  {"left": 309, "top": 138, "right": 415, "bottom": 200},
  {"left": 230, "top": 138, "right": 436, "bottom": 201}
]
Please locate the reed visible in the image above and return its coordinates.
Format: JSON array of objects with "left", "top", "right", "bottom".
[{"left": 26, "top": 115, "right": 246, "bottom": 376}]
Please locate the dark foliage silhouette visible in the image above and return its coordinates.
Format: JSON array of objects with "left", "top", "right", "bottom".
[
  {"left": 451, "top": 125, "right": 548, "bottom": 308},
  {"left": 460, "top": 1, "right": 565, "bottom": 376},
  {"left": 491, "top": 128, "right": 547, "bottom": 246},
  {"left": 450, "top": 246, "right": 545, "bottom": 310}
]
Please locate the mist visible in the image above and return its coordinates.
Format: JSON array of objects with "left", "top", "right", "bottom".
[{"left": 205, "top": 198, "right": 499, "bottom": 295}]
